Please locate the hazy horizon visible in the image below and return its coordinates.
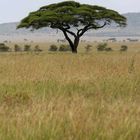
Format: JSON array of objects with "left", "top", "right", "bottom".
[{"left": 0, "top": 0, "right": 140, "bottom": 24}]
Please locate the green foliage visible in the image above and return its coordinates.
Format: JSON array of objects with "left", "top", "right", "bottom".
[
  {"left": 0, "top": 43, "right": 10, "bottom": 52},
  {"left": 59, "top": 44, "right": 71, "bottom": 52},
  {"left": 49, "top": 44, "right": 58, "bottom": 51},
  {"left": 17, "top": 1, "right": 126, "bottom": 29},
  {"left": 120, "top": 45, "right": 128, "bottom": 51}
]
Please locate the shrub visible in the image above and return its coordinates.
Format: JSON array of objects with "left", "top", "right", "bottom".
[
  {"left": 97, "top": 43, "right": 107, "bottom": 51},
  {"left": 85, "top": 44, "right": 92, "bottom": 53},
  {"left": 24, "top": 44, "right": 31, "bottom": 51},
  {"left": 49, "top": 45, "right": 58, "bottom": 51},
  {"left": 97, "top": 43, "right": 113, "bottom": 51},
  {"left": 0, "top": 43, "right": 10, "bottom": 52},
  {"left": 105, "top": 47, "right": 113, "bottom": 51},
  {"left": 120, "top": 45, "right": 128, "bottom": 51},
  {"left": 14, "top": 44, "right": 22, "bottom": 52},
  {"left": 3, "top": 40, "right": 8, "bottom": 43},
  {"left": 34, "top": 45, "right": 42, "bottom": 52},
  {"left": 59, "top": 44, "right": 71, "bottom": 52}
]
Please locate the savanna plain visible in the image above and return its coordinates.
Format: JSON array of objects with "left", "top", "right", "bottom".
[{"left": 0, "top": 41, "right": 140, "bottom": 140}]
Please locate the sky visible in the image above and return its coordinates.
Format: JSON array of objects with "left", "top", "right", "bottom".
[{"left": 0, "top": 0, "right": 140, "bottom": 23}]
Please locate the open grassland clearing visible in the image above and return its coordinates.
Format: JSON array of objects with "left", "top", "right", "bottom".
[{"left": 0, "top": 45, "right": 140, "bottom": 139}]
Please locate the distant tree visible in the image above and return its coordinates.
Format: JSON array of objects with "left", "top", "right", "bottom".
[{"left": 17, "top": 1, "right": 126, "bottom": 53}]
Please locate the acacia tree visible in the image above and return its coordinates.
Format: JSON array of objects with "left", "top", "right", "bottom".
[{"left": 17, "top": 1, "right": 126, "bottom": 53}]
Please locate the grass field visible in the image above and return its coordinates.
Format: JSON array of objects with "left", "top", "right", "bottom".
[{"left": 0, "top": 42, "right": 140, "bottom": 139}]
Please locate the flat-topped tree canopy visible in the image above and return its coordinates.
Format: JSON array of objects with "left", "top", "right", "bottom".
[{"left": 17, "top": 1, "right": 127, "bottom": 53}]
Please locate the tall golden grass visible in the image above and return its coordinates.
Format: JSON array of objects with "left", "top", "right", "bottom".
[{"left": 0, "top": 51, "right": 139, "bottom": 140}]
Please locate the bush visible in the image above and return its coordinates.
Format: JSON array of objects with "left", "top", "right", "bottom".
[
  {"left": 97, "top": 43, "right": 107, "bottom": 51},
  {"left": 49, "top": 45, "right": 58, "bottom": 51},
  {"left": 3, "top": 40, "right": 8, "bottom": 43},
  {"left": 105, "top": 47, "right": 113, "bottom": 51},
  {"left": 24, "top": 44, "right": 31, "bottom": 51},
  {"left": 34, "top": 45, "right": 42, "bottom": 52},
  {"left": 120, "top": 45, "right": 128, "bottom": 51},
  {"left": 14, "top": 44, "right": 22, "bottom": 52},
  {"left": 0, "top": 43, "right": 10, "bottom": 52},
  {"left": 59, "top": 44, "right": 71, "bottom": 52},
  {"left": 85, "top": 45, "right": 92, "bottom": 53},
  {"left": 97, "top": 43, "right": 113, "bottom": 51}
]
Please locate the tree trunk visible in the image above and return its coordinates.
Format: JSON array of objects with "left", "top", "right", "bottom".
[
  {"left": 71, "top": 47, "right": 77, "bottom": 53},
  {"left": 64, "top": 37, "right": 79, "bottom": 53},
  {"left": 62, "top": 30, "right": 79, "bottom": 54},
  {"left": 72, "top": 36, "right": 80, "bottom": 54}
]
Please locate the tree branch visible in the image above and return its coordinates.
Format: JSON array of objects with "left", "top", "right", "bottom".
[
  {"left": 78, "top": 24, "right": 91, "bottom": 37},
  {"left": 90, "top": 22, "right": 107, "bottom": 30},
  {"left": 78, "top": 22, "right": 107, "bottom": 37},
  {"left": 60, "top": 29, "right": 74, "bottom": 50},
  {"left": 65, "top": 29, "right": 77, "bottom": 38}
]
